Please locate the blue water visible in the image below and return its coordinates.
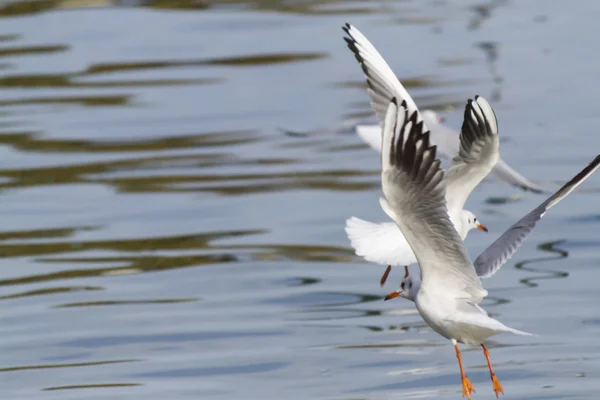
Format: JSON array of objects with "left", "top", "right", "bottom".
[{"left": 1, "top": 0, "right": 600, "bottom": 398}]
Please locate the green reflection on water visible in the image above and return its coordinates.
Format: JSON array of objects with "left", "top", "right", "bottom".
[
  {"left": 84, "top": 52, "right": 327, "bottom": 75},
  {"left": 0, "top": 44, "right": 69, "bottom": 57},
  {"left": 0, "top": 95, "right": 132, "bottom": 107},
  {"left": 0, "top": 286, "right": 102, "bottom": 300},
  {"left": 54, "top": 298, "right": 198, "bottom": 308},
  {"left": 0, "top": 0, "right": 386, "bottom": 16},
  {"left": 0, "top": 358, "right": 140, "bottom": 373},
  {"left": 43, "top": 383, "right": 142, "bottom": 391}
]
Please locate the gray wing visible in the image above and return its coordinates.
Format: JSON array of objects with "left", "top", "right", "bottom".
[
  {"left": 492, "top": 158, "right": 546, "bottom": 194},
  {"left": 475, "top": 155, "right": 600, "bottom": 278},
  {"left": 342, "top": 23, "right": 424, "bottom": 129},
  {"left": 445, "top": 96, "right": 499, "bottom": 215},
  {"left": 381, "top": 98, "right": 487, "bottom": 301}
]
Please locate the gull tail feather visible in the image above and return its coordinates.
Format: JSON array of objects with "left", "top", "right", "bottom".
[
  {"left": 504, "top": 326, "right": 536, "bottom": 337},
  {"left": 345, "top": 217, "right": 411, "bottom": 266},
  {"left": 345, "top": 217, "right": 386, "bottom": 261}
]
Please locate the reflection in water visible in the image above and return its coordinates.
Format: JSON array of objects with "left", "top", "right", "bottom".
[
  {"left": 279, "top": 276, "right": 321, "bottom": 287},
  {"left": 0, "top": 358, "right": 139, "bottom": 373},
  {"left": 515, "top": 240, "right": 569, "bottom": 288},
  {"left": 0, "top": 285, "right": 102, "bottom": 300},
  {"left": 337, "top": 342, "right": 444, "bottom": 350},
  {"left": 0, "top": 44, "right": 69, "bottom": 57},
  {"left": 476, "top": 41, "right": 503, "bottom": 102},
  {"left": 468, "top": 0, "right": 509, "bottom": 30},
  {"left": 0, "top": 0, "right": 387, "bottom": 17},
  {"left": 485, "top": 194, "right": 522, "bottom": 205},
  {"left": 61, "top": 329, "right": 288, "bottom": 348},
  {"left": 54, "top": 297, "right": 197, "bottom": 308},
  {"left": 43, "top": 383, "right": 142, "bottom": 391},
  {"left": 137, "top": 361, "right": 289, "bottom": 378},
  {"left": 84, "top": 52, "right": 327, "bottom": 74}
]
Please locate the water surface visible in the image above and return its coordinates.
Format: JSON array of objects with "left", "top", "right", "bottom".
[{"left": 1, "top": 0, "right": 600, "bottom": 399}]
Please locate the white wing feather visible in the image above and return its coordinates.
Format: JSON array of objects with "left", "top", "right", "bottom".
[
  {"left": 345, "top": 217, "right": 416, "bottom": 266},
  {"left": 343, "top": 23, "right": 423, "bottom": 129},
  {"left": 445, "top": 96, "right": 499, "bottom": 215}
]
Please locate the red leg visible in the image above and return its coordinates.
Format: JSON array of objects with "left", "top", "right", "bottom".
[
  {"left": 380, "top": 265, "right": 391, "bottom": 287},
  {"left": 482, "top": 344, "right": 504, "bottom": 398},
  {"left": 454, "top": 343, "right": 476, "bottom": 399}
]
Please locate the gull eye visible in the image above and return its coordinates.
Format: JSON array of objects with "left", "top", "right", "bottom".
[
  {"left": 400, "top": 281, "right": 405, "bottom": 290},
  {"left": 474, "top": 218, "right": 477, "bottom": 222},
  {"left": 409, "top": 282, "right": 413, "bottom": 289}
]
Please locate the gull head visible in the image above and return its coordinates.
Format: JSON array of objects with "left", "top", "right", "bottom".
[
  {"left": 461, "top": 210, "right": 488, "bottom": 235},
  {"left": 421, "top": 109, "right": 445, "bottom": 126},
  {"left": 384, "top": 266, "right": 421, "bottom": 302}
]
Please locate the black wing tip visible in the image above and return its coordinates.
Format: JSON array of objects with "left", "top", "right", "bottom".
[
  {"left": 342, "top": 24, "right": 354, "bottom": 42},
  {"left": 389, "top": 107, "right": 436, "bottom": 170},
  {"left": 523, "top": 185, "right": 547, "bottom": 194},
  {"left": 546, "top": 153, "right": 600, "bottom": 204},
  {"left": 390, "top": 97, "right": 398, "bottom": 106}
]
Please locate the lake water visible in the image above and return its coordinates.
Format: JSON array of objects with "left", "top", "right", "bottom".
[{"left": 1, "top": 0, "right": 600, "bottom": 399}]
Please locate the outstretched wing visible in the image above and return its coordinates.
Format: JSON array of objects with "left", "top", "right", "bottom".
[
  {"left": 342, "top": 23, "right": 424, "bottom": 130},
  {"left": 445, "top": 96, "right": 499, "bottom": 215},
  {"left": 381, "top": 98, "right": 486, "bottom": 301},
  {"left": 475, "top": 155, "right": 600, "bottom": 278}
]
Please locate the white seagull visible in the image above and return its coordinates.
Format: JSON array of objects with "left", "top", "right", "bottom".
[
  {"left": 379, "top": 96, "right": 600, "bottom": 398},
  {"left": 342, "top": 23, "right": 491, "bottom": 286}
]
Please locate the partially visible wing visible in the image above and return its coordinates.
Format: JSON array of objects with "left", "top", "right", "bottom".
[
  {"left": 475, "top": 155, "right": 600, "bottom": 278},
  {"left": 445, "top": 96, "right": 499, "bottom": 215},
  {"left": 381, "top": 98, "right": 486, "bottom": 301},
  {"left": 354, "top": 110, "right": 545, "bottom": 193},
  {"left": 356, "top": 111, "right": 457, "bottom": 155},
  {"left": 342, "top": 23, "right": 424, "bottom": 130},
  {"left": 492, "top": 158, "right": 546, "bottom": 194},
  {"left": 345, "top": 217, "right": 416, "bottom": 266},
  {"left": 426, "top": 116, "right": 460, "bottom": 159},
  {"left": 355, "top": 124, "right": 382, "bottom": 151},
  {"left": 280, "top": 116, "right": 377, "bottom": 138}
]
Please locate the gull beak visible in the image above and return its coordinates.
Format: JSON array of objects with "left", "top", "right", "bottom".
[
  {"left": 384, "top": 291, "right": 400, "bottom": 301},
  {"left": 477, "top": 223, "right": 488, "bottom": 232}
]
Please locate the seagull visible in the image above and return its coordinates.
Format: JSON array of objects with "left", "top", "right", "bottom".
[
  {"left": 343, "top": 23, "right": 492, "bottom": 286},
  {"left": 379, "top": 96, "right": 600, "bottom": 398}
]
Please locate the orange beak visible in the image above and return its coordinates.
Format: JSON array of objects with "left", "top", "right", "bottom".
[
  {"left": 438, "top": 116, "right": 446, "bottom": 123},
  {"left": 384, "top": 291, "right": 400, "bottom": 301},
  {"left": 477, "top": 223, "right": 488, "bottom": 232}
]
